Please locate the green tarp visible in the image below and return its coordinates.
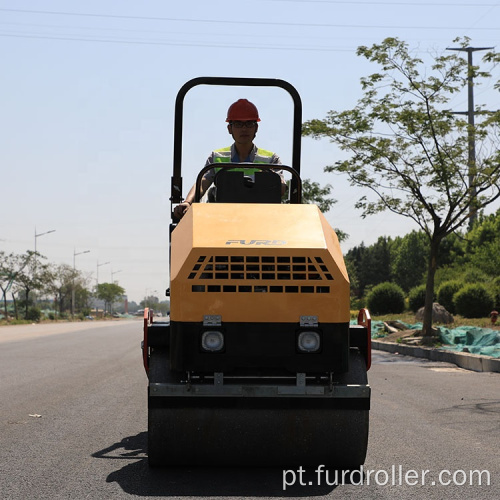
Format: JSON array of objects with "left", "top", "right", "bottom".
[{"left": 352, "top": 320, "right": 500, "bottom": 358}]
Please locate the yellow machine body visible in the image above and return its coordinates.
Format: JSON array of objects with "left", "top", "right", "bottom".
[{"left": 170, "top": 203, "right": 350, "bottom": 324}]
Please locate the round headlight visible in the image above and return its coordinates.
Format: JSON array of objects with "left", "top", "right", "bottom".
[
  {"left": 201, "top": 331, "right": 224, "bottom": 352},
  {"left": 298, "top": 331, "right": 320, "bottom": 353}
]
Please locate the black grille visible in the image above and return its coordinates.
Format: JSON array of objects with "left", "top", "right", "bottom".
[{"left": 189, "top": 255, "right": 333, "bottom": 293}]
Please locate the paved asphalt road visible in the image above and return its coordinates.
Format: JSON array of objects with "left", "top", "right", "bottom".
[{"left": 0, "top": 320, "right": 498, "bottom": 499}]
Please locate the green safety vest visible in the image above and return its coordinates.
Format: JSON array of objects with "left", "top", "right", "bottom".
[{"left": 213, "top": 146, "right": 276, "bottom": 175}]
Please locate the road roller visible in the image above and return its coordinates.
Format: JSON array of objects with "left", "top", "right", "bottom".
[{"left": 142, "top": 77, "right": 371, "bottom": 468}]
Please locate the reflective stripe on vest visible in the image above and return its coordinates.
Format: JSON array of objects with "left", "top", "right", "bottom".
[{"left": 213, "top": 147, "right": 275, "bottom": 175}]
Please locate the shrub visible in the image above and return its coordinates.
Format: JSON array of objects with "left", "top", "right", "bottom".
[
  {"left": 461, "top": 267, "right": 489, "bottom": 284},
  {"left": 453, "top": 284, "right": 495, "bottom": 318},
  {"left": 25, "top": 307, "right": 42, "bottom": 322},
  {"left": 350, "top": 296, "right": 365, "bottom": 311},
  {"left": 366, "top": 282, "right": 405, "bottom": 315},
  {"left": 408, "top": 284, "right": 428, "bottom": 312},
  {"left": 437, "top": 280, "right": 463, "bottom": 314}
]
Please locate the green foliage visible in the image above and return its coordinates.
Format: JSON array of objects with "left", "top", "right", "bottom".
[
  {"left": 437, "top": 280, "right": 463, "bottom": 314},
  {"left": 408, "top": 284, "right": 428, "bottom": 312},
  {"left": 492, "top": 276, "right": 500, "bottom": 309},
  {"left": 391, "top": 231, "right": 427, "bottom": 292},
  {"left": 366, "top": 282, "right": 405, "bottom": 314},
  {"left": 97, "top": 282, "right": 126, "bottom": 313},
  {"left": 303, "top": 36, "right": 500, "bottom": 336},
  {"left": 301, "top": 178, "right": 336, "bottom": 213},
  {"left": 25, "top": 307, "right": 42, "bottom": 322},
  {"left": 300, "top": 178, "right": 347, "bottom": 241},
  {"left": 436, "top": 232, "right": 466, "bottom": 268},
  {"left": 453, "top": 284, "right": 495, "bottom": 318},
  {"left": 491, "top": 276, "right": 500, "bottom": 311},
  {"left": 465, "top": 211, "right": 500, "bottom": 275},
  {"left": 303, "top": 37, "right": 500, "bottom": 238},
  {"left": 346, "top": 237, "right": 393, "bottom": 298},
  {"left": 460, "top": 266, "right": 490, "bottom": 285}
]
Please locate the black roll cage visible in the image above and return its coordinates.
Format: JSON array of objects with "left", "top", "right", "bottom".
[{"left": 170, "top": 76, "right": 303, "bottom": 209}]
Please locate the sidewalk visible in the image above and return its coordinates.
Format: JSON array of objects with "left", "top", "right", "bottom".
[{"left": 372, "top": 338, "right": 500, "bottom": 373}]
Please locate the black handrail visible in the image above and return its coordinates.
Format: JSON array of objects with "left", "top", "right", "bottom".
[{"left": 170, "top": 77, "right": 302, "bottom": 204}]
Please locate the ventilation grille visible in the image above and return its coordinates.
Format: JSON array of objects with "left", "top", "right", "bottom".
[{"left": 188, "top": 255, "right": 333, "bottom": 293}]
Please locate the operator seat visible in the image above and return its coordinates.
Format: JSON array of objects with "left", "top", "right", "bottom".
[{"left": 212, "top": 170, "right": 282, "bottom": 203}]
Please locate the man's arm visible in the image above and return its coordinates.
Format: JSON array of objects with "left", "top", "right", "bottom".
[{"left": 172, "top": 175, "right": 212, "bottom": 219}]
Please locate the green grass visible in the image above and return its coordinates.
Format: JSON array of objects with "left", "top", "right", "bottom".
[
  {"left": 361, "top": 311, "right": 497, "bottom": 329},
  {"left": 0, "top": 319, "right": 33, "bottom": 326}
]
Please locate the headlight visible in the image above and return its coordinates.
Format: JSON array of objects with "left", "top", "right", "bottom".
[
  {"left": 201, "top": 330, "right": 224, "bottom": 352},
  {"left": 297, "top": 331, "right": 321, "bottom": 353}
]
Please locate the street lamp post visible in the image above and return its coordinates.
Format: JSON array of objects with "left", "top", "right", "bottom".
[
  {"left": 111, "top": 269, "right": 122, "bottom": 283},
  {"left": 33, "top": 227, "right": 56, "bottom": 304},
  {"left": 72, "top": 249, "right": 90, "bottom": 317}
]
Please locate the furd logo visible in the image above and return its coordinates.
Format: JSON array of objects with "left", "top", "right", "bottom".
[{"left": 225, "top": 239, "right": 287, "bottom": 245}]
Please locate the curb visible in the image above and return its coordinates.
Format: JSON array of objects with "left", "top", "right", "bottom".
[{"left": 372, "top": 340, "right": 500, "bottom": 373}]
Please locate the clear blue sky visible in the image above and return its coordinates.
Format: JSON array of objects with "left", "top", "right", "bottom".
[{"left": 1, "top": 0, "right": 499, "bottom": 303}]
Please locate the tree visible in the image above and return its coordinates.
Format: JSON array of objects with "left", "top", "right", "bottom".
[
  {"left": 0, "top": 251, "right": 16, "bottom": 318},
  {"left": 359, "top": 236, "right": 393, "bottom": 294},
  {"left": 391, "top": 231, "right": 428, "bottom": 292},
  {"left": 301, "top": 178, "right": 348, "bottom": 242},
  {"left": 301, "top": 179, "right": 336, "bottom": 213},
  {"left": 96, "top": 283, "right": 125, "bottom": 314},
  {"left": 303, "top": 37, "right": 500, "bottom": 340},
  {"left": 465, "top": 210, "right": 500, "bottom": 276},
  {"left": 45, "top": 263, "right": 91, "bottom": 316},
  {"left": 140, "top": 295, "right": 159, "bottom": 310},
  {"left": 10, "top": 251, "right": 50, "bottom": 319},
  {"left": 345, "top": 237, "right": 393, "bottom": 298}
]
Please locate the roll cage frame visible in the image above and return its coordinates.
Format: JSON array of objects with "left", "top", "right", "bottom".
[{"left": 170, "top": 76, "right": 303, "bottom": 213}]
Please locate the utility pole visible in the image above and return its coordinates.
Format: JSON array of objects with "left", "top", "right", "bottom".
[{"left": 447, "top": 46, "right": 493, "bottom": 230}]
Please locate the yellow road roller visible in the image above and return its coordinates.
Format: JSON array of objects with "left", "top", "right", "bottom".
[{"left": 142, "top": 77, "right": 371, "bottom": 468}]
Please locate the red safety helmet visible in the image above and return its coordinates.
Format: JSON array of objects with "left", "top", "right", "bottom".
[{"left": 226, "top": 99, "right": 260, "bottom": 122}]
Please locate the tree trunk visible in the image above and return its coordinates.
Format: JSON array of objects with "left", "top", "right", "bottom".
[
  {"left": 12, "top": 292, "right": 18, "bottom": 320},
  {"left": 421, "top": 236, "right": 441, "bottom": 342},
  {"left": 25, "top": 288, "right": 30, "bottom": 319},
  {"left": 1, "top": 286, "right": 8, "bottom": 318}
]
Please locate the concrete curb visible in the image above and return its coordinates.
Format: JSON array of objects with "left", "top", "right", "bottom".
[{"left": 372, "top": 340, "right": 500, "bottom": 373}]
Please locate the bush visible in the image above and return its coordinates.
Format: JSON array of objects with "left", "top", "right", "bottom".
[
  {"left": 461, "top": 267, "right": 489, "bottom": 284},
  {"left": 366, "top": 282, "right": 405, "bottom": 315},
  {"left": 25, "top": 307, "right": 42, "bottom": 322},
  {"left": 437, "top": 280, "right": 463, "bottom": 314},
  {"left": 408, "top": 284, "right": 429, "bottom": 312},
  {"left": 453, "top": 284, "right": 495, "bottom": 318},
  {"left": 350, "top": 296, "right": 365, "bottom": 311}
]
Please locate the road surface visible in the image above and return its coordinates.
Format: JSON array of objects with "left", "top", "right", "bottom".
[{"left": 0, "top": 320, "right": 498, "bottom": 499}]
